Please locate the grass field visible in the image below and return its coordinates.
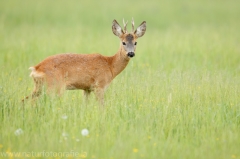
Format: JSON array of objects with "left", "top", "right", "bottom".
[{"left": 0, "top": 0, "right": 240, "bottom": 158}]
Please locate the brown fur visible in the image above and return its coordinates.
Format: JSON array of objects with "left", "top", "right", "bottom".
[{"left": 23, "top": 19, "right": 146, "bottom": 106}]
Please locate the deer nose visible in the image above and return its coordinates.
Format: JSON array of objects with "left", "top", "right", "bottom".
[{"left": 127, "top": 52, "right": 135, "bottom": 58}]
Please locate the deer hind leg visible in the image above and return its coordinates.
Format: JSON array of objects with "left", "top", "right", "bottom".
[
  {"left": 45, "top": 76, "right": 66, "bottom": 97},
  {"left": 22, "top": 77, "right": 44, "bottom": 102},
  {"left": 32, "top": 77, "right": 44, "bottom": 98}
]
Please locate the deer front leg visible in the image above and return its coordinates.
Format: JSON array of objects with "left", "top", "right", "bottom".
[
  {"left": 94, "top": 88, "right": 105, "bottom": 106},
  {"left": 83, "top": 90, "right": 91, "bottom": 104}
]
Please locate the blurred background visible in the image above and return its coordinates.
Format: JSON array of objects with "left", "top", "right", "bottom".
[{"left": 1, "top": 0, "right": 239, "bottom": 72}]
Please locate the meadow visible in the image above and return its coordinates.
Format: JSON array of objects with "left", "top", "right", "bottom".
[{"left": 0, "top": 0, "right": 240, "bottom": 158}]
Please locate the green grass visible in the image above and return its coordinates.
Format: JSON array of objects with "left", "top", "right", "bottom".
[{"left": 0, "top": 0, "right": 240, "bottom": 158}]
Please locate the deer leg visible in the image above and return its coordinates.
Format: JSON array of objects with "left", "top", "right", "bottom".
[
  {"left": 44, "top": 76, "right": 66, "bottom": 97},
  {"left": 46, "top": 83, "right": 65, "bottom": 96},
  {"left": 94, "top": 88, "right": 105, "bottom": 106},
  {"left": 83, "top": 90, "right": 91, "bottom": 104},
  {"left": 31, "top": 78, "right": 44, "bottom": 98},
  {"left": 22, "top": 77, "right": 43, "bottom": 102},
  {"left": 22, "top": 89, "right": 42, "bottom": 102}
]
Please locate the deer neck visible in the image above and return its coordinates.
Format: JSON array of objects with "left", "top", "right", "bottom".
[{"left": 110, "top": 44, "right": 130, "bottom": 78}]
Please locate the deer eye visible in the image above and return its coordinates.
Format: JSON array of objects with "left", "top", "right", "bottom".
[
  {"left": 134, "top": 42, "right": 137, "bottom": 45},
  {"left": 122, "top": 42, "right": 126, "bottom": 45}
]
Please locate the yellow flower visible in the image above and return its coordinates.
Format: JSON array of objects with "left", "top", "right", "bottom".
[
  {"left": 0, "top": 144, "right": 3, "bottom": 148},
  {"left": 6, "top": 148, "right": 11, "bottom": 153},
  {"left": 231, "top": 155, "right": 236, "bottom": 158},
  {"left": 79, "top": 152, "right": 87, "bottom": 158},
  {"left": 6, "top": 148, "right": 14, "bottom": 157},
  {"left": 133, "top": 148, "right": 138, "bottom": 153}
]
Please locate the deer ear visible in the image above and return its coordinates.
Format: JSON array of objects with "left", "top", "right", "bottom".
[
  {"left": 134, "top": 21, "right": 146, "bottom": 38},
  {"left": 112, "top": 20, "right": 124, "bottom": 38}
]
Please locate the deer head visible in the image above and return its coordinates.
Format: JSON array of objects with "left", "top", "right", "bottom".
[{"left": 112, "top": 18, "right": 146, "bottom": 58}]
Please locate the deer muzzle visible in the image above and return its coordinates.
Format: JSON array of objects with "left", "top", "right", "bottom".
[{"left": 127, "top": 52, "right": 135, "bottom": 58}]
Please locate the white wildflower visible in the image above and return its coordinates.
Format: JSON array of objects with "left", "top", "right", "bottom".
[
  {"left": 15, "top": 128, "right": 23, "bottom": 136},
  {"left": 81, "top": 129, "right": 89, "bottom": 136},
  {"left": 62, "top": 132, "right": 68, "bottom": 137},
  {"left": 61, "top": 114, "right": 68, "bottom": 120}
]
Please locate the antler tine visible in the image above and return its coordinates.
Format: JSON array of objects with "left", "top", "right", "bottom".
[
  {"left": 123, "top": 18, "right": 128, "bottom": 33},
  {"left": 131, "top": 17, "right": 135, "bottom": 33}
]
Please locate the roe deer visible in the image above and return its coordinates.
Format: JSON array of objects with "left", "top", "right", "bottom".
[{"left": 23, "top": 18, "right": 146, "bottom": 105}]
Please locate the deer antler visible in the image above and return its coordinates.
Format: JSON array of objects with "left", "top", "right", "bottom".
[
  {"left": 131, "top": 17, "right": 135, "bottom": 33},
  {"left": 123, "top": 18, "right": 128, "bottom": 33}
]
